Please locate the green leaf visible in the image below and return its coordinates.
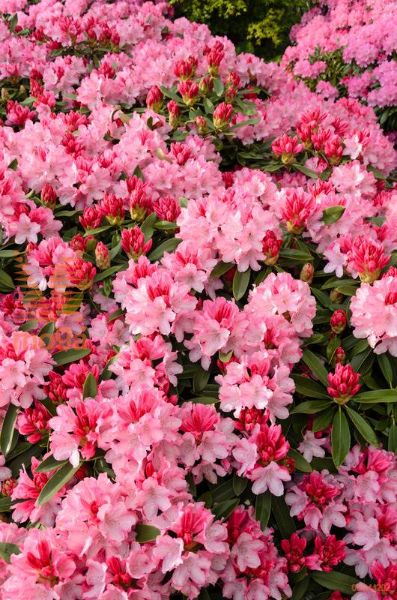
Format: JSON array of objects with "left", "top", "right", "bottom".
[
  {"left": 211, "top": 261, "right": 234, "bottom": 278},
  {"left": 332, "top": 407, "right": 350, "bottom": 467},
  {"left": 302, "top": 350, "right": 329, "bottom": 387},
  {"left": 0, "top": 542, "right": 21, "bottom": 563},
  {"left": 148, "top": 237, "right": 181, "bottom": 261},
  {"left": 311, "top": 570, "right": 358, "bottom": 595},
  {"left": 279, "top": 249, "right": 312, "bottom": 263},
  {"left": 229, "top": 117, "right": 259, "bottom": 130},
  {"left": 312, "top": 407, "right": 335, "bottom": 432},
  {"left": 211, "top": 479, "right": 236, "bottom": 502},
  {"left": 213, "top": 78, "right": 224, "bottom": 96},
  {"left": 255, "top": 492, "right": 271, "bottom": 530},
  {"left": 38, "top": 462, "right": 80, "bottom": 505},
  {"left": 0, "top": 249, "right": 22, "bottom": 258},
  {"left": 19, "top": 319, "right": 39, "bottom": 332},
  {"left": 35, "top": 455, "right": 68, "bottom": 473},
  {"left": 292, "top": 163, "right": 318, "bottom": 179},
  {"left": 377, "top": 354, "right": 394, "bottom": 387},
  {"left": 345, "top": 406, "right": 378, "bottom": 446},
  {"left": 354, "top": 389, "right": 397, "bottom": 403},
  {"left": 322, "top": 205, "right": 345, "bottom": 225},
  {"left": 0, "top": 404, "right": 18, "bottom": 456},
  {"left": 191, "top": 396, "right": 219, "bottom": 405},
  {"left": 0, "top": 269, "right": 15, "bottom": 292},
  {"left": 84, "top": 225, "right": 112, "bottom": 236},
  {"left": 291, "top": 578, "right": 309, "bottom": 600},
  {"left": 154, "top": 220, "right": 177, "bottom": 231},
  {"left": 292, "top": 374, "right": 329, "bottom": 399},
  {"left": 388, "top": 424, "right": 397, "bottom": 453},
  {"left": 94, "top": 264, "right": 124, "bottom": 283},
  {"left": 83, "top": 373, "right": 98, "bottom": 399},
  {"left": 0, "top": 497, "right": 12, "bottom": 512},
  {"left": 271, "top": 496, "right": 296, "bottom": 538},
  {"left": 291, "top": 400, "right": 332, "bottom": 414},
  {"left": 193, "top": 367, "right": 211, "bottom": 393},
  {"left": 140, "top": 212, "right": 158, "bottom": 241},
  {"left": 136, "top": 523, "right": 161, "bottom": 543},
  {"left": 232, "top": 269, "right": 250, "bottom": 301},
  {"left": 212, "top": 498, "right": 239, "bottom": 519},
  {"left": 53, "top": 348, "right": 91, "bottom": 366},
  {"left": 288, "top": 449, "right": 312, "bottom": 472},
  {"left": 232, "top": 475, "right": 247, "bottom": 497}
]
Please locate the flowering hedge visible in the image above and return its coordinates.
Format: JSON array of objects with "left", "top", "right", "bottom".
[
  {"left": 282, "top": 0, "right": 397, "bottom": 137},
  {"left": 0, "top": 1, "right": 397, "bottom": 599}
]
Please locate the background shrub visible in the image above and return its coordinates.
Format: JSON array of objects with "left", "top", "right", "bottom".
[{"left": 170, "top": 0, "right": 313, "bottom": 60}]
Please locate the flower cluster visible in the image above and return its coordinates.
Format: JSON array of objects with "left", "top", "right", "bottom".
[
  {"left": 0, "top": 1, "right": 396, "bottom": 599},
  {"left": 282, "top": 0, "right": 397, "bottom": 136}
]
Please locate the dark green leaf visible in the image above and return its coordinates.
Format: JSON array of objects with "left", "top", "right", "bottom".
[
  {"left": 141, "top": 212, "right": 158, "bottom": 241},
  {"left": 0, "top": 497, "right": 12, "bottom": 512},
  {"left": 0, "top": 249, "right": 21, "bottom": 257},
  {"left": 232, "top": 269, "right": 250, "bottom": 301},
  {"left": 191, "top": 396, "right": 219, "bottom": 405},
  {"left": 302, "top": 350, "right": 329, "bottom": 387},
  {"left": 193, "top": 367, "right": 211, "bottom": 393},
  {"left": 354, "top": 389, "right": 397, "bottom": 404},
  {"left": 291, "top": 400, "right": 332, "bottom": 414},
  {"left": 232, "top": 475, "right": 247, "bottom": 497},
  {"left": 377, "top": 354, "right": 394, "bottom": 387},
  {"left": 0, "top": 404, "right": 18, "bottom": 456},
  {"left": 311, "top": 571, "right": 358, "bottom": 595},
  {"left": 322, "top": 205, "right": 345, "bottom": 225},
  {"left": 213, "top": 78, "right": 224, "bottom": 96},
  {"left": 312, "top": 407, "right": 335, "bottom": 432},
  {"left": 388, "top": 424, "right": 397, "bottom": 453},
  {"left": 148, "top": 237, "right": 181, "bottom": 261},
  {"left": 291, "top": 577, "right": 309, "bottom": 600},
  {"left": 0, "top": 543, "right": 21, "bottom": 563},
  {"left": 38, "top": 462, "right": 80, "bottom": 505},
  {"left": 292, "top": 375, "right": 329, "bottom": 399},
  {"left": 35, "top": 455, "right": 68, "bottom": 473},
  {"left": 332, "top": 407, "right": 350, "bottom": 467},
  {"left": 212, "top": 498, "right": 239, "bottom": 519},
  {"left": 255, "top": 492, "right": 271, "bottom": 530},
  {"left": 136, "top": 523, "right": 161, "bottom": 543},
  {"left": 94, "top": 265, "right": 124, "bottom": 283},
  {"left": 83, "top": 373, "right": 98, "bottom": 399},
  {"left": 0, "top": 269, "right": 15, "bottom": 292},
  {"left": 293, "top": 163, "right": 318, "bottom": 178},
  {"left": 271, "top": 496, "right": 296, "bottom": 538},
  {"left": 279, "top": 248, "right": 312, "bottom": 263},
  {"left": 211, "top": 262, "right": 234, "bottom": 278},
  {"left": 288, "top": 449, "right": 312, "bottom": 472},
  {"left": 53, "top": 348, "right": 91, "bottom": 366},
  {"left": 345, "top": 406, "right": 378, "bottom": 446}
]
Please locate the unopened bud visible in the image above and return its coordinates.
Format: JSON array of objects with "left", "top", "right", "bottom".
[
  {"left": 300, "top": 263, "right": 314, "bottom": 284},
  {"left": 95, "top": 241, "right": 110, "bottom": 270},
  {"left": 330, "top": 309, "right": 347, "bottom": 334},
  {"left": 146, "top": 86, "right": 163, "bottom": 113}
]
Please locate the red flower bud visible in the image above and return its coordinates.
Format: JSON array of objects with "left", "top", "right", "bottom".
[
  {"left": 327, "top": 363, "right": 361, "bottom": 404},
  {"left": 121, "top": 227, "right": 152, "bottom": 260},
  {"left": 330, "top": 309, "right": 347, "bottom": 334},
  {"left": 178, "top": 80, "right": 199, "bottom": 106},
  {"left": 213, "top": 102, "right": 234, "bottom": 129},
  {"left": 300, "top": 263, "right": 314, "bottom": 284},
  {"left": 66, "top": 257, "right": 96, "bottom": 291},
  {"left": 95, "top": 241, "right": 110, "bottom": 270},
  {"left": 40, "top": 183, "right": 57, "bottom": 209},
  {"left": 146, "top": 86, "right": 163, "bottom": 112}
]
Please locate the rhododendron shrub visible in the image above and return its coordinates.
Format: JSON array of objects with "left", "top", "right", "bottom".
[
  {"left": 282, "top": 0, "right": 397, "bottom": 137},
  {"left": 0, "top": 1, "right": 396, "bottom": 599}
]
